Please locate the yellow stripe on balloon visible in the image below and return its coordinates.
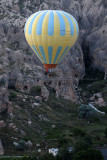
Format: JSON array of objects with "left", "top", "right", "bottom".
[
  {"left": 51, "top": 46, "right": 58, "bottom": 64},
  {"left": 58, "top": 46, "right": 71, "bottom": 63},
  {"left": 60, "top": 12, "right": 71, "bottom": 37},
  {"left": 30, "top": 12, "right": 43, "bottom": 45},
  {"left": 58, "top": 12, "right": 71, "bottom": 50},
  {"left": 31, "top": 12, "right": 44, "bottom": 60},
  {"left": 67, "top": 14, "right": 77, "bottom": 40},
  {"left": 31, "top": 46, "right": 43, "bottom": 63},
  {"left": 42, "top": 11, "right": 51, "bottom": 64},
  {"left": 55, "top": 47, "right": 66, "bottom": 64},
  {"left": 25, "top": 13, "right": 38, "bottom": 46},
  {"left": 51, "top": 11, "right": 60, "bottom": 63},
  {"left": 35, "top": 45, "right": 45, "bottom": 63},
  {"left": 53, "top": 11, "right": 60, "bottom": 36},
  {"left": 53, "top": 12, "right": 71, "bottom": 64}
]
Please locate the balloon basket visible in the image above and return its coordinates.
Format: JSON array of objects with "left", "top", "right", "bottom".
[{"left": 44, "top": 69, "right": 57, "bottom": 79}]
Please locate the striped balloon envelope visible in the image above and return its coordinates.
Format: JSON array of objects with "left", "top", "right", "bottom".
[{"left": 24, "top": 10, "right": 79, "bottom": 70}]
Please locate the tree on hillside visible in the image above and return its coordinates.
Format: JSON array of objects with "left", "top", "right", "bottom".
[{"left": 78, "top": 104, "right": 97, "bottom": 119}]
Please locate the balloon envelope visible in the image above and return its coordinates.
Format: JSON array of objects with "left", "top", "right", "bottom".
[{"left": 24, "top": 10, "right": 79, "bottom": 69}]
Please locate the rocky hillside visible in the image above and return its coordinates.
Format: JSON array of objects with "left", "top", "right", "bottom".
[
  {"left": 0, "top": 0, "right": 106, "bottom": 103},
  {"left": 0, "top": 0, "right": 107, "bottom": 155},
  {"left": 0, "top": 79, "right": 107, "bottom": 155}
]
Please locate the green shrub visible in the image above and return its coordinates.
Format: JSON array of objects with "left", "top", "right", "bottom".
[
  {"left": 30, "top": 86, "right": 41, "bottom": 96},
  {"left": 98, "top": 106, "right": 107, "bottom": 113},
  {"left": 89, "top": 115, "right": 100, "bottom": 123},
  {"left": 9, "top": 91, "right": 17, "bottom": 100},
  {"left": 46, "top": 128, "right": 62, "bottom": 140},
  {"left": 88, "top": 80, "right": 107, "bottom": 93},
  {"left": 84, "top": 135, "right": 93, "bottom": 145},
  {"left": 23, "top": 137, "right": 31, "bottom": 141},
  {"left": 57, "top": 146, "right": 72, "bottom": 160},
  {"left": 95, "top": 135, "right": 101, "bottom": 141},
  {"left": 78, "top": 104, "right": 97, "bottom": 119},
  {"left": 15, "top": 140, "right": 26, "bottom": 151},
  {"left": 74, "top": 140, "right": 90, "bottom": 152},
  {"left": 40, "top": 153, "right": 55, "bottom": 160},
  {"left": 71, "top": 127, "right": 86, "bottom": 137},
  {"left": 73, "top": 148, "right": 104, "bottom": 160},
  {"left": 22, "top": 156, "right": 37, "bottom": 160},
  {"left": 58, "top": 138, "right": 68, "bottom": 147}
]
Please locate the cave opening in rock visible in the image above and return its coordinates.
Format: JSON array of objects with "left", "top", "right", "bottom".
[
  {"left": 48, "top": 81, "right": 52, "bottom": 85},
  {"left": 24, "top": 86, "right": 28, "bottom": 90},
  {"left": 52, "top": 88, "right": 56, "bottom": 94},
  {"left": 8, "top": 85, "right": 16, "bottom": 90},
  {"left": 82, "top": 42, "right": 104, "bottom": 79},
  {"left": 58, "top": 82, "right": 61, "bottom": 86},
  {"left": 0, "top": 108, "right": 8, "bottom": 117}
]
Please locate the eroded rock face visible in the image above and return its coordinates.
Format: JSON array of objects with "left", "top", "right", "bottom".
[
  {"left": 0, "top": 0, "right": 106, "bottom": 103},
  {"left": 79, "top": 0, "right": 107, "bottom": 74},
  {"left": 41, "top": 86, "right": 50, "bottom": 101}
]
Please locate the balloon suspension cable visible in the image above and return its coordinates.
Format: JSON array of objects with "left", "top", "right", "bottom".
[{"left": 46, "top": 68, "right": 48, "bottom": 73}]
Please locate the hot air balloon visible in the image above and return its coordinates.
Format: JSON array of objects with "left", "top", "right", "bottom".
[{"left": 24, "top": 10, "right": 79, "bottom": 72}]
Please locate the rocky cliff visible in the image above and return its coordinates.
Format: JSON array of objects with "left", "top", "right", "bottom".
[{"left": 0, "top": 0, "right": 107, "bottom": 112}]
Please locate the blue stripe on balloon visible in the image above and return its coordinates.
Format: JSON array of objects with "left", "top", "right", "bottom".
[
  {"left": 48, "top": 46, "right": 53, "bottom": 64},
  {"left": 53, "top": 46, "right": 62, "bottom": 64},
  {"left": 32, "top": 45, "right": 43, "bottom": 63},
  {"left": 69, "top": 14, "right": 78, "bottom": 35},
  {"left": 56, "top": 11, "right": 66, "bottom": 36},
  {"left": 39, "top": 46, "right": 47, "bottom": 63},
  {"left": 60, "top": 11, "right": 74, "bottom": 36},
  {"left": 36, "top": 11, "right": 48, "bottom": 35},
  {"left": 28, "top": 12, "right": 42, "bottom": 35},
  {"left": 57, "top": 46, "right": 69, "bottom": 63},
  {"left": 48, "top": 11, "right": 54, "bottom": 36}
]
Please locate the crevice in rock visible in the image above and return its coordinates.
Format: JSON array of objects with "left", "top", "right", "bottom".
[
  {"left": 82, "top": 41, "right": 92, "bottom": 76},
  {"left": 82, "top": 41, "right": 104, "bottom": 79}
]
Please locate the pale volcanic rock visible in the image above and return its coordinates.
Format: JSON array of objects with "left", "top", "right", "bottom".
[
  {"left": 95, "top": 97, "right": 106, "bottom": 106},
  {"left": 41, "top": 86, "right": 49, "bottom": 101},
  {"left": 35, "top": 96, "right": 42, "bottom": 102},
  {"left": 0, "top": 120, "right": 5, "bottom": 128},
  {"left": 25, "top": 140, "right": 33, "bottom": 148}
]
